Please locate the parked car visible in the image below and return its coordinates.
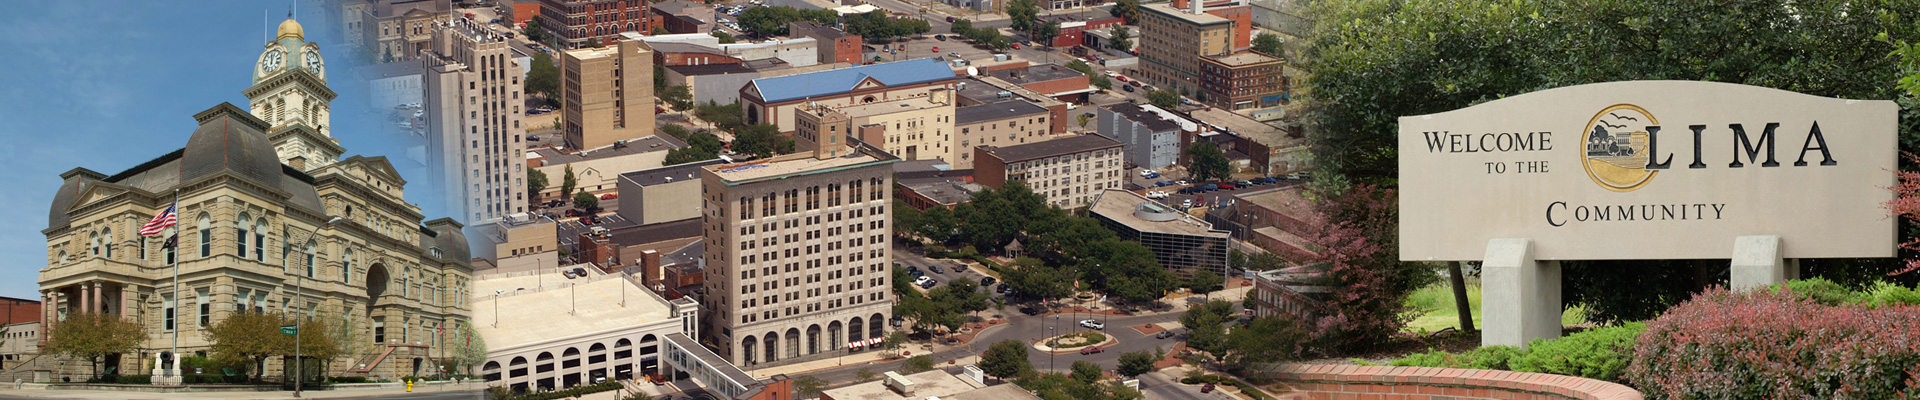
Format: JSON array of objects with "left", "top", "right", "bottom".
[
  {"left": 908, "top": 266, "right": 922, "bottom": 275},
  {"left": 1020, "top": 306, "right": 1042, "bottom": 315},
  {"left": 1122, "top": 85, "right": 1135, "bottom": 92},
  {"left": 600, "top": 193, "right": 618, "bottom": 200},
  {"left": 1131, "top": 80, "right": 1143, "bottom": 87},
  {"left": 1146, "top": 191, "right": 1168, "bottom": 199},
  {"left": 1080, "top": 345, "right": 1104, "bottom": 355},
  {"left": 932, "top": 46, "right": 940, "bottom": 52},
  {"left": 980, "top": 276, "right": 997, "bottom": 286},
  {"left": 1116, "top": 75, "right": 1129, "bottom": 82},
  {"left": 919, "top": 278, "right": 938, "bottom": 289},
  {"left": 936, "top": 34, "right": 947, "bottom": 40},
  {"left": 1079, "top": 319, "right": 1105, "bottom": 330},
  {"left": 929, "top": 264, "right": 945, "bottom": 274},
  {"left": 1154, "top": 180, "right": 1174, "bottom": 187},
  {"left": 1200, "top": 384, "right": 1216, "bottom": 393},
  {"left": 573, "top": 267, "right": 588, "bottom": 276},
  {"left": 1254, "top": 177, "right": 1276, "bottom": 184},
  {"left": 1011, "top": 43, "right": 1022, "bottom": 49},
  {"left": 914, "top": 276, "right": 935, "bottom": 286},
  {"left": 1202, "top": 183, "right": 1219, "bottom": 191},
  {"left": 995, "top": 283, "right": 1008, "bottom": 293},
  {"left": 1139, "top": 169, "right": 1158, "bottom": 178},
  {"left": 1176, "top": 180, "right": 1190, "bottom": 185},
  {"left": 1156, "top": 330, "right": 1176, "bottom": 339},
  {"left": 946, "top": 16, "right": 955, "bottom": 22},
  {"left": 1219, "top": 183, "right": 1237, "bottom": 190},
  {"left": 1181, "top": 199, "right": 1192, "bottom": 208},
  {"left": 1235, "top": 180, "right": 1253, "bottom": 186}
]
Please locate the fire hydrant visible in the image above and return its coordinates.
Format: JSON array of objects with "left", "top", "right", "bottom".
[{"left": 406, "top": 379, "right": 414, "bottom": 392}]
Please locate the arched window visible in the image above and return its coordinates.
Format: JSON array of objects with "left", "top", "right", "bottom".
[
  {"left": 101, "top": 228, "right": 112, "bottom": 259},
  {"left": 56, "top": 250, "right": 67, "bottom": 265},
  {"left": 343, "top": 248, "right": 355, "bottom": 284},
  {"left": 197, "top": 214, "right": 212, "bottom": 258},
  {"left": 252, "top": 219, "right": 267, "bottom": 261},
  {"left": 88, "top": 232, "right": 99, "bottom": 256},
  {"left": 282, "top": 233, "right": 293, "bottom": 271},
  {"left": 236, "top": 214, "right": 251, "bottom": 258},
  {"left": 304, "top": 241, "right": 317, "bottom": 278}
]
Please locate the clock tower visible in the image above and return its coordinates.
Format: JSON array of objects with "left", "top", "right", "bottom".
[{"left": 244, "top": 16, "right": 344, "bottom": 171}]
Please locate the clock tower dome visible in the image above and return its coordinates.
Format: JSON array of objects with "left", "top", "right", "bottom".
[{"left": 244, "top": 16, "right": 343, "bottom": 171}]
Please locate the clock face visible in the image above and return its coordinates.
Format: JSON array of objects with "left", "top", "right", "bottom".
[
  {"left": 262, "top": 49, "right": 285, "bottom": 72},
  {"left": 303, "top": 49, "right": 323, "bottom": 71}
]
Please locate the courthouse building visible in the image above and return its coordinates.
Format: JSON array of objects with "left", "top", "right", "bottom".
[{"left": 36, "top": 17, "right": 472, "bottom": 380}]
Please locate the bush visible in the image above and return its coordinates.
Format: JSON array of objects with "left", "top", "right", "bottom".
[
  {"left": 512, "top": 381, "right": 624, "bottom": 400},
  {"left": 1626, "top": 286, "right": 1920, "bottom": 399},
  {"left": 1771, "top": 277, "right": 1860, "bottom": 305},
  {"left": 327, "top": 376, "right": 369, "bottom": 384},
  {"left": 114, "top": 375, "right": 150, "bottom": 384},
  {"left": 1463, "top": 345, "right": 1524, "bottom": 371},
  {"left": 1509, "top": 322, "right": 1642, "bottom": 381},
  {"left": 1867, "top": 281, "right": 1920, "bottom": 308}
]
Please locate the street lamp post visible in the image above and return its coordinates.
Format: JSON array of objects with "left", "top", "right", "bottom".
[
  {"left": 296, "top": 216, "right": 343, "bottom": 398},
  {"left": 1046, "top": 326, "right": 1055, "bottom": 371}
]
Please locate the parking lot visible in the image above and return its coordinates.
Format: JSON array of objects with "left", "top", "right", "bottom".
[{"left": 894, "top": 246, "right": 999, "bottom": 294}]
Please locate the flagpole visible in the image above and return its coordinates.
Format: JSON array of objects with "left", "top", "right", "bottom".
[{"left": 168, "top": 189, "right": 180, "bottom": 383}]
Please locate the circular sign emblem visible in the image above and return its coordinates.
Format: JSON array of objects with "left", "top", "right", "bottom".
[{"left": 1581, "top": 104, "right": 1659, "bottom": 191}]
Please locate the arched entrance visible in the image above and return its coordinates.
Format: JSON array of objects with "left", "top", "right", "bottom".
[{"left": 366, "top": 264, "right": 391, "bottom": 299}]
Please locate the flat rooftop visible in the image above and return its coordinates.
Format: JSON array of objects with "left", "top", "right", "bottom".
[
  {"left": 667, "top": 63, "right": 756, "bottom": 76},
  {"left": 1103, "top": 103, "right": 1183, "bottom": 132},
  {"left": 530, "top": 135, "right": 682, "bottom": 164},
  {"left": 1211, "top": 51, "right": 1284, "bottom": 67},
  {"left": 820, "top": 370, "right": 986, "bottom": 400},
  {"left": 988, "top": 64, "right": 1086, "bottom": 84},
  {"left": 901, "top": 179, "right": 983, "bottom": 206},
  {"left": 1090, "top": 189, "right": 1231, "bottom": 237},
  {"left": 1144, "top": 2, "right": 1231, "bottom": 25},
  {"left": 354, "top": 59, "right": 422, "bottom": 80},
  {"left": 956, "top": 100, "right": 1048, "bottom": 125},
  {"left": 1236, "top": 186, "right": 1312, "bottom": 217},
  {"left": 702, "top": 146, "right": 895, "bottom": 185},
  {"left": 472, "top": 268, "right": 674, "bottom": 350},
  {"left": 610, "top": 218, "right": 705, "bottom": 247},
  {"left": 621, "top": 159, "right": 727, "bottom": 187},
  {"left": 978, "top": 134, "right": 1121, "bottom": 163},
  {"left": 945, "top": 383, "right": 1043, "bottom": 400},
  {"left": 831, "top": 97, "right": 948, "bottom": 118},
  {"left": 1188, "top": 107, "right": 1303, "bottom": 149}
]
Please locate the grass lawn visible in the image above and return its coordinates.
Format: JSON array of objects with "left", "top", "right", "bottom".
[{"left": 1403, "top": 278, "right": 1587, "bottom": 333}]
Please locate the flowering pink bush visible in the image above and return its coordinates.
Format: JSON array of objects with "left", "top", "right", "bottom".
[
  {"left": 1626, "top": 286, "right": 1920, "bottom": 399},
  {"left": 1891, "top": 152, "right": 1920, "bottom": 276}
]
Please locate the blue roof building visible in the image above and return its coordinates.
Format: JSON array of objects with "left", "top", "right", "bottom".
[{"left": 740, "top": 58, "right": 958, "bottom": 132}]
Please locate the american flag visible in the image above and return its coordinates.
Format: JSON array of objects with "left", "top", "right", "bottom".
[{"left": 139, "top": 203, "right": 178, "bottom": 236}]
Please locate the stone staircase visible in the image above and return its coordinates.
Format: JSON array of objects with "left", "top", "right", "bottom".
[
  {"left": 347, "top": 344, "right": 437, "bottom": 380},
  {"left": 0, "top": 353, "right": 98, "bottom": 383}
]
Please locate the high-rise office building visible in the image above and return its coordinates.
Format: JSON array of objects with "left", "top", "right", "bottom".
[
  {"left": 423, "top": 17, "right": 531, "bottom": 223},
  {"left": 561, "top": 39, "right": 655, "bottom": 151},
  {"left": 697, "top": 140, "right": 898, "bottom": 369}
]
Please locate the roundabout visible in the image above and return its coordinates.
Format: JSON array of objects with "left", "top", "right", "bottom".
[{"left": 1032, "top": 331, "right": 1118, "bottom": 353}]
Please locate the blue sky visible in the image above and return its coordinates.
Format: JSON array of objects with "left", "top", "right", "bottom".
[{"left": 0, "top": 1, "right": 442, "bottom": 299}]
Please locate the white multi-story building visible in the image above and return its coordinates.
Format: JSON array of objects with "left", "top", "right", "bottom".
[
  {"left": 698, "top": 141, "right": 898, "bottom": 370},
  {"left": 972, "top": 134, "right": 1126, "bottom": 210},
  {"left": 423, "top": 17, "right": 530, "bottom": 223}
]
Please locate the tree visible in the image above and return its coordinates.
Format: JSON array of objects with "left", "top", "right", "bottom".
[
  {"left": 1180, "top": 300, "right": 1236, "bottom": 354},
  {"left": 695, "top": 100, "right": 747, "bottom": 131},
  {"left": 1003, "top": 257, "right": 1076, "bottom": 302},
  {"left": 792, "top": 375, "right": 828, "bottom": 399},
  {"left": 652, "top": 26, "right": 670, "bottom": 35},
  {"left": 524, "top": 19, "right": 547, "bottom": 44},
  {"left": 585, "top": 37, "right": 601, "bottom": 48},
  {"left": 289, "top": 317, "right": 339, "bottom": 383},
  {"left": 738, "top": 6, "right": 839, "bottom": 37},
  {"left": 1081, "top": 239, "right": 1179, "bottom": 302},
  {"left": 1064, "top": 60, "right": 1111, "bottom": 91},
  {"left": 527, "top": 167, "right": 549, "bottom": 204},
  {"left": 526, "top": 52, "right": 560, "bottom": 100},
  {"left": 1109, "top": 0, "right": 1140, "bottom": 25},
  {"left": 915, "top": 205, "right": 957, "bottom": 243},
  {"left": 1077, "top": 113, "right": 1092, "bottom": 128},
  {"left": 666, "top": 131, "right": 725, "bottom": 165},
  {"left": 204, "top": 311, "right": 288, "bottom": 381},
  {"left": 732, "top": 124, "right": 794, "bottom": 158},
  {"left": 951, "top": 18, "right": 973, "bottom": 35},
  {"left": 1108, "top": 26, "right": 1132, "bottom": 51},
  {"left": 1007, "top": 0, "right": 1039, "bottom": 32},
  {"left": 1224, "top": 316, "right": 1308, "bottom": 377},
  {"left": 560, "top": 165, "right": 578, "bottom": 202},
  {"left": 1301, "top": 185, "right": 1437, "bottom": 353},
  {"left": 1186, "top": 270, "right": 1225, "bottom": 298},
  {"left": 1116, "top": 350, "right": 1156, "bottom": 377},
  {"left": 447, "top": 323, "right": 489, "bottom": 375},
  {"left": 1071, "top": 361, "right": 1104, "bottom": 384},
  {"left": 661, "top": 85, "right": 694, "bottom": 111},
  {"left": 1145, "top": 88, "right": 1179, "bottom": 109},
  {"left": 881, "top": 331, "right": 909, "bottom": 358},
  {"left": 712, "top": 30, "right": 736, "bottom": 44},
  {"left": 1252, "top": 32, "right": 1284, "bottom": 58},
  {"left": 932, "top": 279, "right": 992, "bottom": 317},
  {"left": 980, "top": 340, "right": 1033, "bottom": 380},
  {"left": 1031, "top": 22, "right": 1061, "bottom": 46},
  {"left": 1185, "top": 142, "right": 1229, "bottom": 182},
  {"left": 573, "top": 190, "right": 600, "bottom": 210},
  {"left": 42, "top": 312, "right": 143, "bottom": 379},
  {"left": 902, "top": 355, "right": 937, "bottom": 373}
]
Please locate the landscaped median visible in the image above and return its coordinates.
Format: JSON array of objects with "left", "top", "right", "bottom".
[
  {"left": 1273, "top": 364, "right": 1643, "bottom": 400},
  {"left": 1032, "top": 332, "right": 1116, "bottom": 353}
]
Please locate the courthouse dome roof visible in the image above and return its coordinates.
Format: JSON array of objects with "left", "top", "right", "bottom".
[
  {"left": 278, "top": 18, "right": 305, "bottom": 41},
  {"left": 180, "top": 103, "right": 282, "bottom": 191}
]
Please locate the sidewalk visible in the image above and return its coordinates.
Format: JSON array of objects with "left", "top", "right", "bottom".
[{"left": 0, "top": 381, "right": 490, "bottom": 399}]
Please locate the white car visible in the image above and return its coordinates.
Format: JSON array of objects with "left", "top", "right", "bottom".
[
  {"left": 1079, "top": 319, "right": 1105, "bottom": 330},
  {"left": 1181, "top": 199, "right": 1192, "bottom": 208},
  {"left": 1139, "top": 169, "right": 1157, "bottom": 178},
  {"left": 914, "top": 276, "right": 935, "bottom": 286},
  {"left": 1146, "top": 191, "right": 1168, "bottom": 199}
]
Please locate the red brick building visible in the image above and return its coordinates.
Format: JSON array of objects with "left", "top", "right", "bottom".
[
  {"left": 987, "top": 64, "right": 1095, "bottom": 104},
  {"left": 511, "top": 1, "right": 542, "bottom": 27},
  {"left": 1199, "top": 51, "right": 1285, "bottom": 110},
  {"left": 0, "top": 297, "right": 39, "bottom": 325},
  {"left": 1042, "top": 15, "right": 1123, "bottom": 48},
  {"left": 650, "top": 42, "right": 744, "bottom": 66},
  {"left": 789, "top": 22, "right": 864, "bottom": 65},
  {"left": 537, "top": 0, "right": 662, "bottom": 48}
]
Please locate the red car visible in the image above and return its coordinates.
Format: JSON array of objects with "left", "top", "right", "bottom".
[
  {"left": 1116, "top": 75, "right": 1128, "bottom": 82},
  {"left": 600, "top": 193, "right": 618, "bottom": 200},
  {"left": 1219, "top": 183, "right": 1237, "bottom": 190},
  {"left": 1012, "top": 43, "right": 1022, "bottom": 49},
  {"left": 1200, "top": 384, "right": 1216, "bottom": 393},
  {"left": 1079, "top": 346, "right": 1104, "bottom": 355}
]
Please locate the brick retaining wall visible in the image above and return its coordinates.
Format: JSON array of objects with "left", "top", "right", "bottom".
[{"left": 1274, "top": 364, "right": 1643, "bottom": 400}]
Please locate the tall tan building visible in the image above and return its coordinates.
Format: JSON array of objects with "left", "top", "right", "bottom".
[
  {"left": 952, "top": 100, "right": 1056, "bottom": 169},
  {"left": 794, "top": 90, "right": 956, "bottom": 164},
  {"left": 973, "top": 134, "right": 1125, "bottom": 210},
  {"left": 1138, "top": 0, "right": 1252, "bottom": 95},
  {"left": 36, "top": 18, "right": 472, "bottom": 382},
  {"left": 562, "top": 40, "right": 656, "bottom": 151},
  {"left": 424, "top": 18, "right": 532, "bottom": 224},
  {"left": 698, "top": 140, "right": 897, "bottom": 369}
]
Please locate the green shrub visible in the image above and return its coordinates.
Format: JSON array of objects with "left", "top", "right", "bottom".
[
  {"left": 511, "top": 381, "right": 624, "bottom": 400},
  {"left": 114, "top": 375, "right": 151, "bottom": 384},
  {"left": 1770, "top": 277, "right": 1860, "bottom": 305},
  {"left": 328, "top": 376, "right": 369, "bottom": 384},
  {"left": 1867, "top": 281, "right": 1920, "bottom": 308},
  {"left": 1627, "top": 287, "right": 1920, "bottom": 399},
  {"left": 1386, "top": 348, "right": 1468, "bottom": 368},
  {"left": 1510, "top": 322, "right": 1642, "bottom": 381},
  {"left": 1463, "top": 345, "right": 1524, "bottom": 371}
]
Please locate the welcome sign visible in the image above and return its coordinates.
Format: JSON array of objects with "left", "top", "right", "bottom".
[{"left": 1398, "top": 81, "right": 1898, "bottom": 261}]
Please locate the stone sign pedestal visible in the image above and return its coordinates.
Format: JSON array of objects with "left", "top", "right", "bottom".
[
  {"left": 1481, "top": 238, "right": 1561, "bottom": 348},
  {"left": 1731, "top": 235, "right": 1799, "bottom": 290}
]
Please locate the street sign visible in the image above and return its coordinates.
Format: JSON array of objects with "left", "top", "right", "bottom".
[{"left": 280, "top": 325, "right": 297, "bottom": 335}]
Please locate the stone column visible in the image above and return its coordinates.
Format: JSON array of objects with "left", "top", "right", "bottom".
[
  {"left": 1732, "top": 235, "right": 1799, "bottom": 290},
  {"left": 1481, "top": 238, "right": 1562, "bottom": 348},
  {"left": 39, "top": 291, "right": 51, "bottom": 343},
  {"left": 90, "top": 282, "right": 103, "bottom": 314},
  {"left": 122, "top": 284, "right": 137, "bottom": 321}
]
